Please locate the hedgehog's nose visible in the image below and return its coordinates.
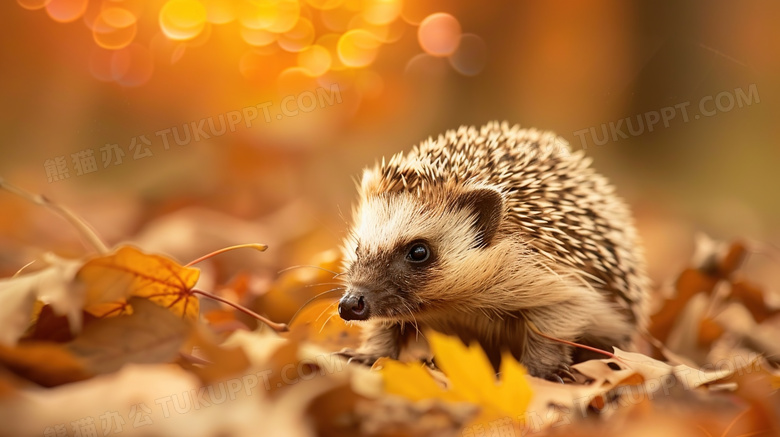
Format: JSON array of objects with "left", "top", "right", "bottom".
[{"left": 338, "top": 293, "right": 369, "bottom": 321}]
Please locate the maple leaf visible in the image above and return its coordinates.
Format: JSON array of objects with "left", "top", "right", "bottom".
[
  {"left": 380, "top": 331, "right": 533, "bottom": 426},
  {"left": 76, "top": 245, "right": 201, "bottom": 320}
]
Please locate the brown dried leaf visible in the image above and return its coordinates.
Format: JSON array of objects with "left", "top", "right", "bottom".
[
  {"left": 730, "top": 279, "right": 780, "bottom": 323},
  {"left": 0, "top": 254, "right": 83, "bottom": 346},
  {"left": 0, "top": 341, "right": 92, "bottom": 387},
  {"left": 67, "top": 298, "right": 192, "bottom": 376}
]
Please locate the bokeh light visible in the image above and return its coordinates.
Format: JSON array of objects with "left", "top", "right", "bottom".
[
  {"left": 417, "top": 12, "right": 461, "bottom": 57},
  {"left": 338, "top": 29, "right": 381, "bottom": 68},
  {"left": 184, "top": 22, "right": 213, "bottom": 47},
  {"left": 45, "top": 0, "right": 87, "bottom": 23},
  {"left": 238, "top": 0, "right": 279, "bottom": 30},
  {"left": 306, "top": 0, "right": 343, "bottom": 11},
  {"left": 316, "top": 33, "right": 347, "bottom": 70},
  {"left": 320, "top": 6, "right": 352, "bottom": 32},
  {"left": 448, "top": 33, "right": 487, "bottom": 76},
  {"left": 241, "top": 26, "right": 277, "bottom": 46},
  {"left": 92, "top": 7, "right": 138, "bottom": 50},
  {"left": 362, "top": 0, "right": 400, "bottom": 26},
  {"left": 404, "top": 52, "right": 449, "bottom": 78},
  {"left": 111, "top": 43, "right": 154, "bottom": 87},
  {"left": 277, "top": 17, "right": 316, "bottom": 52},
  {"left": 18, "top": 1, "right": 487, "bottom": 91},
  {"left": 347, "top": 16, "right": 389, "bottom": 42},
  {"left": 16, "top": 0, "right": 52, "bottom": 11},
  {"left": 266, "top": 0, "right": 300, "bottom": 33},
  {"left": 203, "top": 0, "right": 236, "bottom": 24},
  {"left": 297, "top": 45, "right": 331, "bottom": 76},
  {"left": 159, "top": 0, "right": 208, "bottom": 41}
]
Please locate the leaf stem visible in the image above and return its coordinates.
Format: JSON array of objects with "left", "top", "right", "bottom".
[
  {"left": 185, "top": 243, "right": 268, "bottom": 267},
  {"left": 192, "top": 289, "right": 288, "bottom": 333}
]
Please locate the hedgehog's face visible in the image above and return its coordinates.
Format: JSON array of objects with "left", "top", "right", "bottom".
[{"left": 338, "top": 183, "right": 505, "bottom": 322}]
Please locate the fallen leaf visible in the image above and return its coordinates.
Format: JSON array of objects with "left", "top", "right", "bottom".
[
  {"left": 77, "top": 245, "right": 201, "bottom": 320},
  {"left": 0, "top": 341, "right": 92, "bottom": 387},
  {"left": 0, "top": 253, "right": 83, "bottom": 346},
  {"left": 67, "top": 297, "right": 193, "bottom": 376},
  {"left": 730, "top": 279, "right": 780, "bottom": 323},
  {"left": 22, "top": 305, "right": 97, "bottom": 343},
  {"left": 185, "top": 325, "right": 252, "bottom": 385},
  {"left": 381, "top": 331, "right": 533, "bottom": 427},
  {"left": 649, "top": 268, "right": 717, "bottom": 345},
  {"left": 0, "top": 297, "right": 193, "bottom": 386}
]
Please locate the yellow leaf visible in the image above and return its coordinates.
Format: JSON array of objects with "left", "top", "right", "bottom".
[
  {"left": 381, "top": 331, "right": 533, "bottom": 425},
  {"left": 77, "top": 246, "right": 200, "bottom": 320},
  {"left": 494, "top": 352, "right": 532, "bottom": 416},
  {"left": 429, "top": 331, "right": 498, "bottom": 404},
  {"left": 379, "top": 357, "right": 457, "bottom": 402}
]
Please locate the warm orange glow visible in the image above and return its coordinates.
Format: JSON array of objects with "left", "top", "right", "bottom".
[
  {"left": 278, "top": 17, "right": 315, "bottom": 52},
  {"left": 306, "top": 0, "right": 343, "bottom": 11},
  {"left": 267, "top": 0, "right": 300, "bottom": 33},
  {"left": 297, "top": 45, "right": 332, "bottom": 76},
  {"left": 17, "top": 1, "right": 487, "bottom": 88},
  {"left": 238, "top": 0, "right": 279, "bottom": 30},
  {"left": 159, "top": 0, "right": 208, "bottom": 41},
  {"left": 203, "top": 0, "right": 237, "bottom": 24},
  {"left": 448, "top": 33, "right": 486, "bottom": 76},
  {"left": 316, "top": 33, "right": 347, "bottom": 70},
  {"left": 362, "top": 0, "right": 400, "bottom": 26},
  {"left": 16, "top": 0, "right": 52, "bottom": 11},
  {"left": 338, "top": 29, "right": 381, "bottom": 68},
  {"left": 418, "top": 12, "right": 461, "bottom": 57},
  {"left": 241, "top": 26, "right": 277, "bottom": 46},
  {"left": 92, "top": 7, "right": 137, "bottom": 50},
  {"left": 111, "top": 43, "right": 154, "bottom": 86},
  {"left": 45, "top": 0, "right": 87, "bottom": 23}
]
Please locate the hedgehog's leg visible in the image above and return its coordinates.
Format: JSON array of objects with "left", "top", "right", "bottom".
[
  {"left": 338, "top": 321, "right": 401, "bottom": 366},
  {"left": 509, "top": 309, "right": 575, "bottom": 378},
  {"left": 518, "top": 331, "right": 573, "bottom": 378}
]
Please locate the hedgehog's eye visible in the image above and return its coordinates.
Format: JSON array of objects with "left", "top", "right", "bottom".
[{"left": 406, "top": 242, "right": 431, "bottom": 263}]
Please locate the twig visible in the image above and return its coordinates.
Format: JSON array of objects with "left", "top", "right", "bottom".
[{"left": 0, "top": 178, "right": 108, "bottom": 254}]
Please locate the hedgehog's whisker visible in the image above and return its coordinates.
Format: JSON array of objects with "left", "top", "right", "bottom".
[
  {"left": 287, "top": 287, "right": 344, "bottom": 326},
  {"left": 305, "top": 282, "right": 346, "bottom": 288},
  {"left": 315, "top": 300, "right": 340, "bottom": 324},
  {"left": 318, "top": 311, "right": 339, "bottom": 334},
  {"left": 401, "top": 301, "right": 424, "bottom": 343},
  {"left": 277, "top": 264, "right": 341, "bottom": 276}
]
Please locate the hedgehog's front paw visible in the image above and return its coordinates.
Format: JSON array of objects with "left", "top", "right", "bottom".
[
  {"left": 336, "top": 348, "right": 385, "bottom": 366},
  {"left": 544, "top": 363, "right": 576, "bottom": 384}
]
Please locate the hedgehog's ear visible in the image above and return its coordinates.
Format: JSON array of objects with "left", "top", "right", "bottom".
[{"left": 457, "top": 187, "right": 504, "bottom": 248}]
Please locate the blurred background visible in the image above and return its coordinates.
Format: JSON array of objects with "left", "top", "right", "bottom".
[{"left": 1, "top": 0, "right": 778, "bottom": 316}]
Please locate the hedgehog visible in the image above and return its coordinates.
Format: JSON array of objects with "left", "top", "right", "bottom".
[{"left": 337, "top": 121, "right": 649, "bottom": 379}]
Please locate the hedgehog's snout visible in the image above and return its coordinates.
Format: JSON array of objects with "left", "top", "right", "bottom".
[{"left": 339, "top": 289, "right": 370, "bottom": 321}]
